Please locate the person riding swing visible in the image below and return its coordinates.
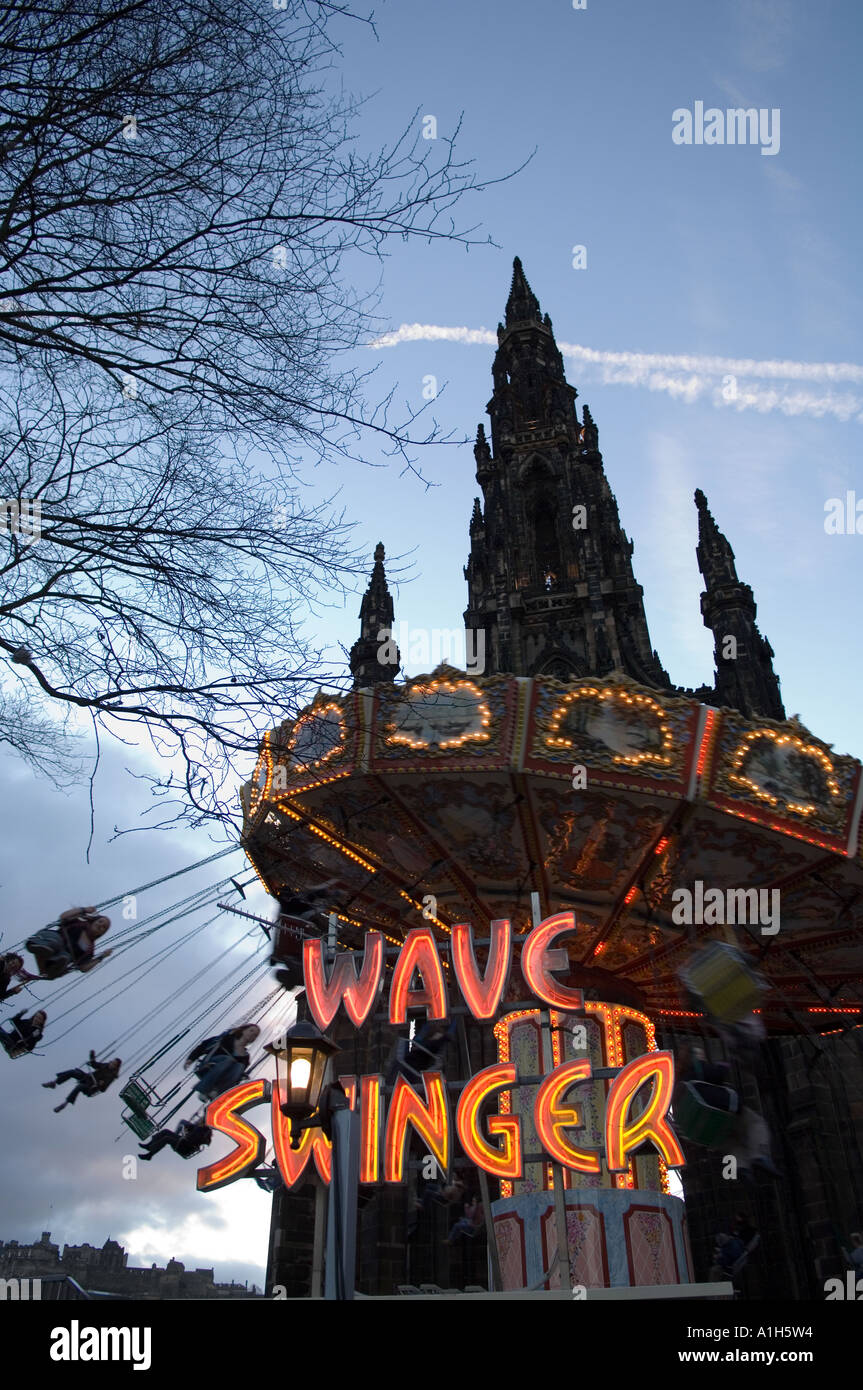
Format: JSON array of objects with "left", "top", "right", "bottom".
[
  {"left": 270, "top": 879, "right": 339, "bottom": 991},
  {"left": 0, "top": 1009, "right": 46, "bottom": 1058},
  {"left": 43, "top": 1050, "right": 121, "bottom": 1111},
  {"left": 184, "top": 1024, "right": 260, "bottom": 1100},
  {"left": 0, "top": 953, "right": 26, "bottom": 1001},
  {"left": 24, "top": 907, "right": 112, "bottom": 981},
  {"left": 138, "top": 1116, "right": 212, "bottom": 1161}
]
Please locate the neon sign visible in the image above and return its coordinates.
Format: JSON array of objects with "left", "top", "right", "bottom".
[
  {"left": 384, "top": 1072, "right": 449, "bottom": 1182},
  {"left": 197, "top": 913, "right": 685, "bottom": 1192},
  {"left": 534, "top": 1059, "right": 600, "bottom": 1175},
  {"left": 456, "top": 1063, "right": 522, "bottom": 1180},
  {"left": 197, "top": 1051, "right": 683, "bottom": 1192}
]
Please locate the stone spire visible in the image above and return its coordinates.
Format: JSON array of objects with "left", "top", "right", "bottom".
[
  {"left": 463, "top": 265, "right": 786, "bottom": 717},
  {"left": 580, "top": 403, "right": 599, "bottom": 452},
  {"left": 695, "top": 488, "right": 738, "bottom": 587},
  {"left": 465, "top": 262, "right": 670, "bottom": 687},
  {"left": 349, "top": 542, "right": 400, "bottom": 687},
  {"left": 505, "top": 256, "right": 543, "bottom": 327},
  {"left": 695, "top": 491, "right": 784, "bottom": 720}
]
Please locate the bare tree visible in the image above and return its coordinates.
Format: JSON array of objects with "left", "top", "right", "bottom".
[
  {"left": 0, "top": 687, "right": 83, "bottom": 783},
  {"left": 0, "top": 0, "right": 509, "bottom": 826}
]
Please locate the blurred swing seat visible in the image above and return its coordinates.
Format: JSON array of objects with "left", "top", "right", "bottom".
[
  {"left": 120, "top": 1078, "right": 158, "bottom": 1138},
  {"left": 679, "top": 941, "right": 763, "bottom": 1024},
  {"left": 118, "top": 1030, "right": 189, "bottom": 1140},
  {"left": 120, "top": 1079, "right": 154, "bottom": 1113},
  {"left": 674, "top": 1080, "right": 739, "bottom": 1148},
  {"left": 0, "top": 1025, "right": 32, "bottom": 1060}
]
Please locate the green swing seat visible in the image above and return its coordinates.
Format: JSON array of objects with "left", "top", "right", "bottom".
[
  {"left": 120, "top": 1079, "right": 153, "bottom": 1114},
  {"left": 674, "top": 1080, "right": 739, "bottom": 1148},
  {"left": 120, "top": 1079, "right": 158, "bottom": 1139},
  {"left": 122, "top": 1110, "right": 157, "bottom": 1140}
]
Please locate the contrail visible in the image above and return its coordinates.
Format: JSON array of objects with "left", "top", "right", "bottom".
[{"left": 368, "top": 324, "right": 863, "bottom": 422}]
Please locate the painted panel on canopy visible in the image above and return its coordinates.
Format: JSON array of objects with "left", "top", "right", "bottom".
[
  {"left": 532, "top": 787, "right": 668, "bottom": 905},
  {"left": 524, "top": 679, "right": 697, "bottom": 793},
  {"left": 251, "top": 692, "right": 360, "bottom": 803},
  {"left": 287, "top": 691, "right": 360, "bottom": 775},
  {"left": 706, "top": 709, "right": 858, "bottom": 848},
  {"left": 385, "top": 775, "right": 525, "bottom": 885},
  {"left": 369, "top": 672, "right": 517, "bottom": 772}
]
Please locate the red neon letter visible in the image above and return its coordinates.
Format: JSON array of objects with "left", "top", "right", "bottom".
[
  {"left": 196, "top": 1079, "right": 268, "bottom": 1192},
  {"left": 456, "top": 1062, "right": 522, "bottom": 1180},
  {"left": 304, "top": 931, "right": 384, "bottom": 1030},
  {"left": 338, "top": 1073, "right": 381, "bottom": 1183},
  {"left": 534, "top": 1060, "right": 601, "bottom": 1175},
  {"left": 388, "top": 927, "right": 448, "bottom": 1025},
  {"left": 271, "top": 1081, "right": 332, "bottom": 1187},
  {"left": 452, "top": 919, "right": 512, "bottom": 1021},
  {"left": 521, "top": 912, "right": 584, "bottom": 1011},
  {"left": 384, "top": 1072, "right": 449, "bottom": 1182},
  {"left": 605, "top": 1051, "right": 685, "bottom": 1172},
  {"left": 360, "top": 1074, "right": 382, "bottom": 1184}
]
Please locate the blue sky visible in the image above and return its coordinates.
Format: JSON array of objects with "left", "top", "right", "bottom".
[
  {"left": 1, "top": 0, "right": 861, "bottom": 1287},
  {"left": 311, "top": 0, "right": 863, "bottom": 758}
]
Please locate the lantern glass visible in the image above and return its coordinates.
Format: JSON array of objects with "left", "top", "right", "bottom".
[{"left": 308, "top": 1049, "right": 329, "bottom": 1111}]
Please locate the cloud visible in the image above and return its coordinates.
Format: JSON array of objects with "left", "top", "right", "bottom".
[
  {"left": 733, "top": 0, "right": 795, "bottom": 72},
  {"left": 368, "top": 324, "right": 863, "bottom": 423},
  {"left": 121, "top": 1185, "right": 270, "bottom": 1285}
]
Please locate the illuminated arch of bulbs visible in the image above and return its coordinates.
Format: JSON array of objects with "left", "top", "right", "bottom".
[
  {"left": 544, "top": 686, "right": 673, "bottom": 768},
  {"left": 385, "top": 678, "right": 492, "bottom": 751},
  {"left": 728, "top": 727, "right": 841, "bottom": 818},
  {"left": 287, "top": 702, "right": 346, "bottom": 771}
]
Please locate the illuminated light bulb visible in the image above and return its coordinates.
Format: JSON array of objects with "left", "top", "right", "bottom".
[{"left": 290, "top": 1056, "right": 311, "bottom": 1089}]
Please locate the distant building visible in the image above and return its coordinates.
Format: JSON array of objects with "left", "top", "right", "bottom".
[{"left": 0, "top": 1231, "right": 258, "bottom": 1300}]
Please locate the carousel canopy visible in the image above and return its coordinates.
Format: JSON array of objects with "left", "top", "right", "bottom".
[{"left": 241, "top": 665, "right": 863, "bottom": 1032}]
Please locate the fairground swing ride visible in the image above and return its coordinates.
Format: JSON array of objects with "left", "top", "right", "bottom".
[{"left": 230, "top": 661, "right": 863, "bottom": 1294}]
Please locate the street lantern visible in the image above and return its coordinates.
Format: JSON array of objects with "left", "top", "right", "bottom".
[
  {"left": 270, "top": 1020, "right": 340, "bottom": 1136},
  {"left": 265, "top": 1019, "right": 357, "bottom": 1298}
]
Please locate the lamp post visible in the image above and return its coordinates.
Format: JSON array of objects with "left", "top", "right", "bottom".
[{"left": 267, "top": 1021, "right": 360, "bottom": 1300}]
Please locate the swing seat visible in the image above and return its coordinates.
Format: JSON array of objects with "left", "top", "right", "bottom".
[
  {"left": 120, "top": 1079, "right": 155, "bottom": 1115},
  {"left": 175, "top": 1144, "right": 208, "bottom": 1160},
  {"left": 25, "top": 928, "right": 73, "bottom": 977},
  {"left": 674, "top": 1081, "right": 739, "bottom": 1148},
  {"left": 0, "top": 1034, "right": 30, "bottom": 1060},
  {"left": 122, "top": 1110, "right": 157, "bottom": 1140},
  {"left": 679, "top": 942, "right": 763, "bottom": 1024}
]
